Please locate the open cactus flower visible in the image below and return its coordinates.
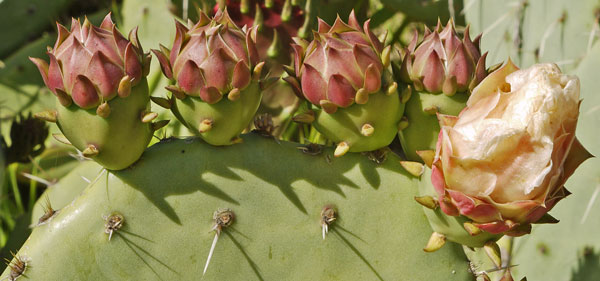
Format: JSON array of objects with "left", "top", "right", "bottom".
[
  {"left": 417, "top": 61, "right": 593, "bottom": 250},
  {"left": 153, "top": 9, "right": 271, "bottom": 146},
  {"left": 29, "top": 13, "right": 164, "bottom": 170},
  {"left": 285, "top": 10, "right": 404, "bottom": 157}
]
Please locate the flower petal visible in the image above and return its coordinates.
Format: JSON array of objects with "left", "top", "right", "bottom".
[
  {"left": 124, "top": 42, "right": 142, "bottom": 83},
  {"left": 47, "top": 53, "right": 65, "bottom": 93},
  {"left": 327, "top": 74, "right": 355, "bottom": 107},
  {"left": 300, "top": 64, "right": 327, "bottom": 105},
  {"left": 232, "top": 60, "right": 251, "bottom": 89},
  {"left": 199, "top": 86, "right": 222, "bottom": 104},
  {"left": 152, "top": 47, "right": 173, "bottom": 80},
  {"left": 71, "top": 75, "right": 99, "bottom": 108},
  {"left": 363, "top": 63, "right": 381, "bottom": 93},
  {"left": 199, "top": 48, "right": 235, "bottom": 93},
  {"left": 447, "top": 43, "right": 474, "bottom": 91},
  {"left": 177, "top": 60, "right": 204, "bottom": 96},
  {"left": 86, "top": 51, "right": 122, "bottom": 100}
]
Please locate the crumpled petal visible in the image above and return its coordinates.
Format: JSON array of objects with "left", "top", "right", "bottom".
[{"left": 432, "top": 63, "right": 588, "bottom": 233}]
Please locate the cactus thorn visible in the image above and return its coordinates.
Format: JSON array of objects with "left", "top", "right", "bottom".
[
  {"left": 103, "top": 213, "right": 124, "bottom": 241},
  {"left": 151, "top": 120, "right": 170, "bottom": 131},
  {"left": 423, "top": 105, "right": 439, "bottom": 115},
  {"left": 228, "top": 88, "right": 241, "bottom": 101},
  {"left": 96, "top": 102, "right": 111, "bottom": 118},
  {"left": 361, "top": 123, "right": 375, "bottom": 137},
  {"left": 52, "top": 134, "right": 71, "bottom": 145},
  {"left": 355, "top": 88, "right": 369, "bottom": 104},
  {"left": 4, "top": 251, "right": 28, "bottom": 281},
  {"left": 118, "top": 75, "right": 132, "bottom": 97},
  {"left": 363, "top": 148, "right": 389, "bottom": 164},
  {"left": 253, "top": 113, "right": 276, "bottom": 137},
  {"left": 150, "top": 96, "right": 172, "bottom": 109},
  {"left": 253, "top": 62, "right": 265, "bottom": 81},
  {"left": 204, "top": 208, "right": 235, "bottom": 275},
  {"left": 141, "top": 111, "right": 158, "bottom": 123},
  {"left": 424, "top": 232, "right": 446, "bottom": 252},
  {"left": 416, "top": 150, "right": 435, "bottom": 168},
  {"left": 463, "top": 222, "right": 482, "bottom": 236},
  {"left": 400, "top": 161, "right": 424, "bottom": 177},
  {"left": 483, "top": 241, "right": 502, "bottom": 268},
  {"left": 387, "top": 82, "right": 398, "bottom": 96},
  {"left": 321, "top": 206, "right": 336, "bottom": 240},
  {"left": 292, "top": 111, "right": 315, "bottom": 124},
  {"left": 34, "top": 110, "right": 58, "bottom": 123},
  {"left": 82, "top": 144, "right": 100, "bottom": 157},
  {"left": 199, "top": 119, "right": 213, "bottom": 133},
  {"left": 401, "top": 85, "right": 412, "bottom": 103},
  {"left": 414, "top": 196, "right": 438, "bottom": 210},
  {"left": 34, "top": 196, "right": 58, "bottom": 227},
  {"left": 297, "top": 142, "right": 323, "bottom": 155},
  {"left": 334, "top": 142, "right": 350, "bottom": 157},
  {"left": 398, "top": 116, "right": 409, "bottom": 131}
]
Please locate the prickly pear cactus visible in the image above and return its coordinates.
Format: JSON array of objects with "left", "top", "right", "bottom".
[
  {"left": 286, "top": 12, "right": 404, "bottom": 157},
  {"left": 29, "top": 14, "right": 166, "bottom": 170},
  {"left": 153, "top": 10, "right": 269, "bottom": 145},
  {"left": 1, "top": 135, "right": 472, "bottom": 280}
]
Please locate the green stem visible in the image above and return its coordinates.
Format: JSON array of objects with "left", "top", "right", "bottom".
[
  {"left": 298, "top": 125, "right": 305, "bottom": 144},
  {"left": 275, "top": 98, "right": 302, "bottom": 139},
  {"left": 28, "top": 159, "right": 39, "bottom": 211},
  {"left": 8, "top": 163, "right": 24, "bottom": 214}
]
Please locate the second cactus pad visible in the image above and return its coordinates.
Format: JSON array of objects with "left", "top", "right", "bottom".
[{"left": 1, "top": 134, "right": 472, "bottom": 280}]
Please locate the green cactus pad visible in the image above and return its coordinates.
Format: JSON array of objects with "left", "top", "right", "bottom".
[
  {"left": 56, "top": 80, "right": 153, "bottom": 170},
  {"left": 1, "top": 134, "right": 471, "bottom": 280},
  {"left": 399, "top": 91, "right": 468, "bottom": 161},
  {"left": 171, "top": 81, "right": 262, "bottom": 146},
  {"left": 0, "top": 161, "right": 104, "bottom": 268},
  {"left": 419, "top": 168, "right": 503, "bottom": 248},
  {"left": 314, "top": 91, "right": 404, "bottom": 153}
]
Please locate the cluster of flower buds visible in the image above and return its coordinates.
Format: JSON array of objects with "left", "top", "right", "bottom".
[{"left": 398, "top": 20, "right": 487, "bottom": 96}]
